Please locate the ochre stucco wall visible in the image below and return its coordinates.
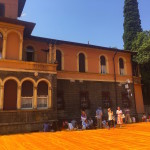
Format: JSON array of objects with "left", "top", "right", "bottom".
[
  {"left": 0, "top": 0, "right": 18, "bottom": 19},
  {"left": 134, "top": 84, "right": 145, "bottom": 113},
  {"left": 6, "top": 32, "right": 20, "bottom": 60},
  {"left": 56, "top": 44, "right": 133, "bottom": 82},
  {"left": 23, "top": 40, "right": 48, "bottom": 63}
]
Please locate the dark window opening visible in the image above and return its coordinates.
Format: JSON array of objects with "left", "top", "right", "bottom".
[
  {"left": 102, "top": 91, "right": 111, "bottom": 108},
  {"left": 80, "top": 91, "right": 90, "bottom": 110},
  {"left": 79, "top": 53, "right": 85, "bottom": 72},
  {"left": 122, "top": 92, "right": 130, "bottom": 108},
  {"left": 119, "top": 58, "right": 124, "bottom": 68},
  {"left": 119, "top": 58, "right": 124, "bottom": 75},
  {"left": 100, "top": 56, "right": 106, "bottom": 74},
  {"left": 26, "top": 46, "right": 34, "bottom": 62},
  {"left": 57, "top": 91, "right": 64, "bottom": 110},
  {"left": 21, "top": 81, "right": 33, "bottom": 97},
  {"left": 37, "top": 81, "right": 48, "bottom": 96},
  {"left": 0, "top": 3, "right": 5, "bottom": 17},
  {"left": 56, "top": 50, "right": 62, "bottom": 71},
  {"left": 100, "top": 56, "right": 106, "bottom": 65}
]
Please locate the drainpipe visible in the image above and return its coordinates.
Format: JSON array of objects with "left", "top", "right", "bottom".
[
  {"left": 131, "top": 55, "right": 137, "bottom": 117},
  {"left": 113, "top": 49, "right": 118, "bottom": 109}
]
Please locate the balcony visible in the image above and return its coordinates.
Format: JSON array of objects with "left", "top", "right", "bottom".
[{"left": 0, "top": 59, "right": 57, "bottom": 73}]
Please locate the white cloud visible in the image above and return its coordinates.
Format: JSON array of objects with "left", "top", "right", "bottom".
[{"left": 21, "top": 13, "right": 27, "bottom": 17}]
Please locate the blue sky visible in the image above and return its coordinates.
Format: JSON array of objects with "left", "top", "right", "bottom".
[{"left": 20, "top": 0, "right": 150, "bottom": 49}]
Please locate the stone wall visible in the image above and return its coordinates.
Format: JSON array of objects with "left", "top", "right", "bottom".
[{"left": 57, "top": 79, "right": 136, "bottom": 120}]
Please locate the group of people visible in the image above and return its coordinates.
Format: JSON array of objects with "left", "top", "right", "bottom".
[
  {"left": 61, "top": 106, "right": 133, "bottom": 131},
  {"left": 43, "top": 106, "right": 139, "bottom": 132},
  {"left": 62, "top": 114, "right": 94, "bottom": 131},
  {"left": 96, "top": 106, "right": 124, "bottom": 129},
  {"left": 142, "top": 113, "right": 150, "bottom": 122}
]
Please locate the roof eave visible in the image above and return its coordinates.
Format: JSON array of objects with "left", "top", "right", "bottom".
[{"left": 18, "top": 0, "right": 26, "bottom": 17}]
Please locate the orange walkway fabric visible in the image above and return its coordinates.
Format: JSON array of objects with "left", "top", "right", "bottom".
[{"left": 0, "top": 123, "right": 150, "bottom": 150}]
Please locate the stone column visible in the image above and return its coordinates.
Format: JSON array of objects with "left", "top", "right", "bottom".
[
  {"left": 33, "top": 86, "right": 37, "bottom": 109},
  {"left": 52, "top": 44, "right": 56, "bottom": 63},
  {"left": 2, "top": 36, "right": 7, "bottom": 59},
  {"left": 54, "top": 45, "right": 56, "bottom": 62},
  {"left": 0, "top": 85, "right": 4, "bottom": 110},
  {"left": 19, "top": 39, "right": 23, "bottom": 60},
  {"left": 48, "top": 44, "right": 52, "bottom": 63},
  {"left": 17, "top": 86, "right": 21, "bottom": 109},
  {"left": 48, "top": 87, "right": 52, "bottom": 108}
]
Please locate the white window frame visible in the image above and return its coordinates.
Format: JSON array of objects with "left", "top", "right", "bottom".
[{"left": 21, "top": 96, "right": 33, "bottom": 109}]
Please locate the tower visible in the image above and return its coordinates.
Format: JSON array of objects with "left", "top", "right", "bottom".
[{"left": 0, "top": 0, "right": 26, "bottom": 19}]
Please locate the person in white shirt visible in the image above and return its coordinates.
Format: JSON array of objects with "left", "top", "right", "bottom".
[
  {"left": 108, "top": 108, "right": 114, "bottom": 129},
  {"left": 116, "top": 106, "right": 123, "bottom": 127}
]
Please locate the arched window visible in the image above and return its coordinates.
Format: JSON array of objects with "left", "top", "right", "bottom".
[
  {"left": 119, "top": 58, "right": 125, "bottom": 75},
  {"left": 56, "top": 50, "right": 62, "bottom": 71},
  {"left": 0, "top": 32, "right": 3, "bottom": 59},
  {"left": 0, "top": 3, "right": 5, "bottom": 17},
  {"left": 21, "top": 80, "right": 33, "bottom": 109},
  {"left": 79, "top": 53, "right": 85, "bottom": 72},
  {"left": 26, "top": 46, "right": 34, "bottom": 62},
  {"left": 37, "top": 81, "right": 48, "bottom": 108},
  {"left": 100, "top": 56, "right": 106, "bottom": 74}
]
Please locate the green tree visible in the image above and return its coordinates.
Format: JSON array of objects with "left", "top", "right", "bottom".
[
  {"left": 132, "top": 31, "right": 150, "bottom": 64},
  {"left": 123, "top": 0, "right": 142, "bottom": 50},
  {"left": 132, "top": 31, "right": 150, "bottom": 104}
]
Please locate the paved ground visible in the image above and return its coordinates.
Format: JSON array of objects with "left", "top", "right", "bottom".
[{"left": 0, "top": 123, "right": 150, "bottom": 150}]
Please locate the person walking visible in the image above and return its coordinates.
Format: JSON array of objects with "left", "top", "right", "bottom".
[
  {"left": 96, "top": 107, "right": 103, "bottom": 129},
  {"left": 116, "top": 107, "right": 123, "bottom": 127}
]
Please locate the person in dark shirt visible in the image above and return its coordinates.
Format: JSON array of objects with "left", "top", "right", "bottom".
[{"left": 125, "top": 108, "right": 131, "bottom": 123}]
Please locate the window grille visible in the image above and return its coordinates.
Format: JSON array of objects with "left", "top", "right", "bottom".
[{"left": 21, "top": 97, "right": 33, "bottom": 109}]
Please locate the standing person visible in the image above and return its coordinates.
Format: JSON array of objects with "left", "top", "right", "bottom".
[
  {"left": 96, "top": 107, "right": 103, "bottom": 129},
  {"left": 116, "top": 107, "right": 123, "bottom": 127},
  {"left": 108, "top": 108, "right": 114, "bottom": 129},
  {"left": 124, "top": 107, "right": 130, "bottom": 124},
  {"left": 81, "top": 110, "right": 87, "bottom": 129}
]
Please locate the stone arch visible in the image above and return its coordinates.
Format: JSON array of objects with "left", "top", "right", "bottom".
[
  {"left": 2, "top": 76, "right": 20, "bottom": 86},
  {"left": 3, "top": 77, "right": 20, "bottom": 110},
  {"left": 37, "top": 78, "right": 52, "bottom": 108},
  {"left": 21, "top": 77, "right": 36, "bottom": 87},
  {"left": 0, "top": 78, "right": 2, "bottom": 85},
  {"left": 0, "top": 29, "right": 5, "bottom": 37},
  {"left": 20, "top": 78, "right": 35, "bottom": 109},
  {"left": 6, "top": 29, "right": 22, "bottom": 40},
  {"left": 6, "top": 30, "right": 21, "bottom": 60},
  {"left": 36, "top": 78, "right": 51, "bottom": 87}
]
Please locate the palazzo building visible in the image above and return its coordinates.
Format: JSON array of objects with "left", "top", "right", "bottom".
[{"left": 0, "top": 0, "right": 144, "bottom": 134}]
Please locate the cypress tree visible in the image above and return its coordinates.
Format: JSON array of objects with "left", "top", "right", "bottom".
[{"left": 123, "top": 0, "right": 142, "bottom": 50}]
